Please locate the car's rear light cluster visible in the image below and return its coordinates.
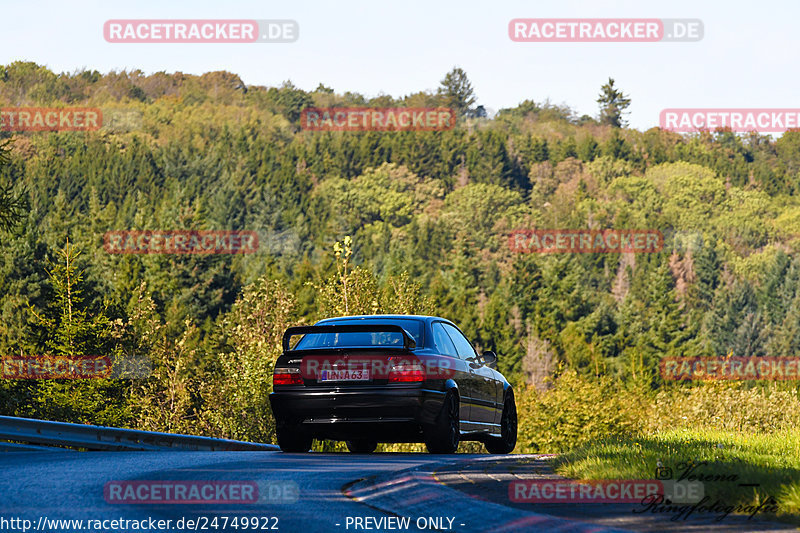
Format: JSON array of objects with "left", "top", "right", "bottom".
[
  {"left": 273, "top": 367, "right": 303, "bottom": 386},
  {"left": 388, "top": 357, "right": 425, "bottom": 382}
]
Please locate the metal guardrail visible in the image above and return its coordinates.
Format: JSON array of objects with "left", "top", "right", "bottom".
[
  {"left": 0, "top": 440, "right": 72, "bottom": 452},
  {"left": 0, "top": 416, "right": 279, "bottom": 452}
]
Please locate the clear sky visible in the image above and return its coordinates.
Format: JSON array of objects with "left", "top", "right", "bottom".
[{"left": 0, "top": 0, "right": 795, "bottom": 131}]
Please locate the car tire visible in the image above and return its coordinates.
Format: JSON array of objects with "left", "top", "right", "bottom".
[
  {"left": 276, "top": 427, "right": 313, "bottom": 453},
  {"left": 345, "top": 439, "right": 378, "bottom": 454},
  {"left": 424, "top": 392, "right": 460, "bottom": 454},
  {"left": 485, "top": 394, "right": 517, "bottom": 454}
]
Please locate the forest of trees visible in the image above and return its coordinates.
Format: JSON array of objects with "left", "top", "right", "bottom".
[{"left": 1, "top": 61, "right": 800, "bottom": 447}]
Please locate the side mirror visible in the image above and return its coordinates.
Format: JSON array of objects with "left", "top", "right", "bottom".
[{"left": 482, "top": 351, "right": 497, "bottom": 368}]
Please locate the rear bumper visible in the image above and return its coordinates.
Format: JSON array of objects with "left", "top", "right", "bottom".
[{"left": 269, "top": 385, "right": 445, "bottom": 442}]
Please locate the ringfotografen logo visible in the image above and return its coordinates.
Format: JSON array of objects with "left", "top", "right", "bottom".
[
  {"left": 1, "top": 108, "right": 102, "bottom": 132},
  {"left": 300, "top": 108, "right": 456, "bottom": 132},
  {"left": 104, "top": 20, "right": 298, "bottom": 43},
  {"left": 509, "top": 230, "right": 663, "bottom": 253},
  {"left": 104, "top": 480, "right": 298, "bottom": 504},
  {"left": 661, "top": 109, "right": 800, "bottom": 133},
  {"left": 103, "top": 231, "right": 259, "bottom": 254},
  {"left": 508, "top": 19, "right": 703, "bottom": 42},
  {"left": 661, "top": 356, "right": 800, "bottom": 381}
]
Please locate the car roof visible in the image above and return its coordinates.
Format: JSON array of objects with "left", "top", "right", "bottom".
[{"left": 315, "top": 315, "right": 454, "bottom": 326}]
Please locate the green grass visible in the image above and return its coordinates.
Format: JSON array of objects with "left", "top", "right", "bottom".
[{"left": 554, "top": 428, "right": 800, "bottom": 523}]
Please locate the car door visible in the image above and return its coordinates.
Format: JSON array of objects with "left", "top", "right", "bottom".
[
  {"left": 430, "top": 322, "right": 471, "bottom": 425},
  {"left": 440, "top": 323, "right": 493, "bottom": 430},
  {"left": 480, "top": 367, "right": 503, "bottom": 429},
  {"left": 472, "top": 365, "right": 500, "bottom": 431}
]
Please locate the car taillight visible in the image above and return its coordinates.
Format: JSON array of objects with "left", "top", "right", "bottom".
[
  {"left": 388, "top": 358, "right": 425, "bottom": 382},
  {"left": 273, "top": 367, "right": 303, "bottom": 386}
]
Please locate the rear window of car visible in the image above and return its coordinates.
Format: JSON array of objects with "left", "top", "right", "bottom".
[{"left": 292, "top": 318, "right": 424, "bottom": 349}]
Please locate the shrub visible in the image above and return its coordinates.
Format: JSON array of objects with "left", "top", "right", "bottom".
[{"left": 516, "top": 370, "right": 646, "bottom": 453}]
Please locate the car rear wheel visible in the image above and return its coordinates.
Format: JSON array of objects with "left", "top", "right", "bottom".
[
  {"left": 485, "top": 394, "right": 517, "bottom": 454},
  {"left": 276, "top": 427, "right": 313, "bottom": 453},
  {"left": 424, "top": 392, "right": 460, "bottom": 454},
  {"left": 345, "top": 439, "right": 378, "bottom": 454}
]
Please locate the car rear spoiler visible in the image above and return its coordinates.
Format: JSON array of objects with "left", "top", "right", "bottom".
[{"left": 282, "top": 324, "right": 417, "bottom": 352}]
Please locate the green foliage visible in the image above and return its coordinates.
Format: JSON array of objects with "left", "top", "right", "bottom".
[
  {"left": 438, "top": 67, "right": 476, "bottom": 118},
  {"left": 519, "top": 371, "right": 800, "bottom": 457},
  {"left": 576, "top": 135, "right": 599, "bottom": 162},
  {"left": 308, "top": 236, "right": 433, "bottom": 318},
  {"left": 14, "top": 241, "right": 128, "bottom": 425},
  {"left": 3, "top": 64, "right": 800, "bottom": 456},
  {"left": 496, "top": 99, "right": 575, "bottom": 123},
  {"left": 198, "top": 277, "right": 295, "bottom": 442},
  {"left": 0, "top": 138, "right": 27, "bottom": 231},
  {"left": 516, "top": 371, "right": 644, "bottom": 453},
  {"left": 649, "top": 382, "right": 800, "bottom": 433},
  {"left": 123, "top": 285, "right": 198, "bottom": 434},
  {"left": 309, "top": 236, "right": 380, "bottom": 317},
  {"left": 316, "top": 163, "right": 444, "bottom": 229},
  {"left": 28, "top": 242, "right": 112, "bottom": 356},
  {"left": 557, "top": 428, "right": 800, "bottom": 520},
  {"left": 596, "top": 77, "right": 631, "bottom": 128},
  {"left": 265, "top": 81, "right": 314, "bottom": 124}
]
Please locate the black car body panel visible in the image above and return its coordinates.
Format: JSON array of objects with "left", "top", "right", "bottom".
[{"left": 269, "top": 315, "right": 512, "bottom": 445}]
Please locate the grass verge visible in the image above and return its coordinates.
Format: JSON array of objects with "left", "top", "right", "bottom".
[{"left": 553, "top": 428, "right": 800, "bottom": 524}]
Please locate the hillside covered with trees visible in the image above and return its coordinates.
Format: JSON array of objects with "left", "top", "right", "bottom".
[{"left": 1, "top": 62, "right": 800, "bottom": 454}]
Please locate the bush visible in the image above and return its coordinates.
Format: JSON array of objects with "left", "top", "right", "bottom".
[
  {"left": 648, "top": 382, "right": 800, "bottom": 433},
  {"left": 516, "top": 370, "right": 646, "bottom": 453},
  {"left": 198, "top": 278, "right": 295, "bottom": 443},
  {"left": 513, "top": 371, "right": 800, "bottom": 455}
]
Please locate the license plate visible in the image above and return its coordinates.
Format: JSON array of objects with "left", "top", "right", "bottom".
[{"left": 319, "top": 369, "right": 371, "bottom": 382}]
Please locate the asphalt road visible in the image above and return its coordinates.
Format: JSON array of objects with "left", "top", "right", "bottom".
[
  {"left": 431, "top": 455, "right": 797, "bottom": 532},
  {"left": 0, "top": 452, "right": 794, "bottom": 533},
  {"left": 0, "top": 451, "right": 508, "bottom": 533}
]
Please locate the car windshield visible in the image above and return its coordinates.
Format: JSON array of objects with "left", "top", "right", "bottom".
[{"left": 292, "top": 319, "right": 423, "bottom": 349}]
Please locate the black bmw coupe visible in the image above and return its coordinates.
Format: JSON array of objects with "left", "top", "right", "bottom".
[{"left": 269, "top": 315, "right": 517, "bottom": 454}]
